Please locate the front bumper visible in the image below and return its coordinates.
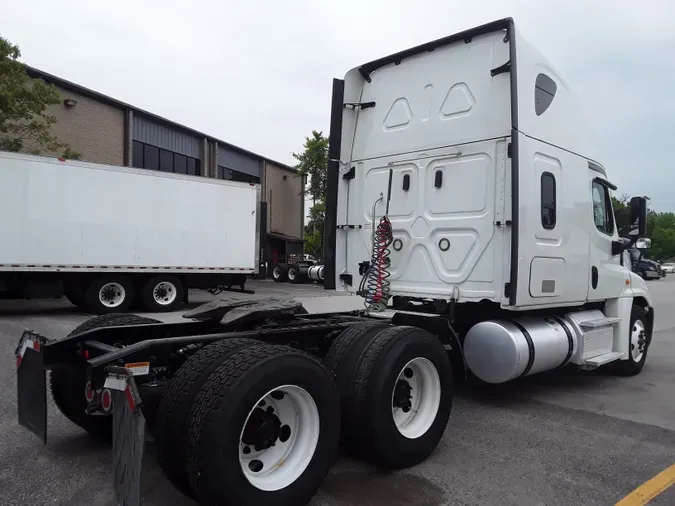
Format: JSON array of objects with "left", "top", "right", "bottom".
[
  {"left": 644, "top": 270, "right": 660, "bottom": 279},
  {"left": 15, "top": 331, "right": 147, "bottom": 506}
]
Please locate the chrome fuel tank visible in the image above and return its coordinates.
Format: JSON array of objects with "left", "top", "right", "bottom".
[{"left": 464, "top": 316, "right": 578, "bottom": 384}]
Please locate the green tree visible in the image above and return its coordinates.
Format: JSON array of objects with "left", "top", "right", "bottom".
[
  {"left": 293, "top": 131, "right": 329, "bottom": 259},
  {"left": 614, "top": 195, "right": 675, "bottom": 261},
  {"left": 293, "top": 130, "right": 328, "bottom": 205},
  {"left": 0, "top": 36, "right": 79, "bottom": 158},
  {"left": 303, "top": 201, "right": 325, "bottom": 259}
]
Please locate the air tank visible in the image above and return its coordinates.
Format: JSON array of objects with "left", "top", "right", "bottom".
[
  {"left": 463, "top": 316, "right": 578, "bottom": 384},
  {"left": 307, "top": 265, "right": 325, "bottom": 282}
]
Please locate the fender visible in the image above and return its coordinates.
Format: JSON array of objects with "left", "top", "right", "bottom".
[{"left": 605, "top": 273, "right": 654, "bottom": 361}]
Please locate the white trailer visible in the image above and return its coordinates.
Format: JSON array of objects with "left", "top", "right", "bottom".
[
  {"left": 15, "top": 18, "right": 655, "bottom": 506},
  {"left": 0, "top": 151, "right": 260, "bottom": 312}
]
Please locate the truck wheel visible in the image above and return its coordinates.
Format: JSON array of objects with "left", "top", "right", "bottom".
[
  {"left": 141, "top": 276, "right": 184, "bottom": 312},
  {"left": 324, "top": 322, "right": 390, "bottom": 443},
  {"left": 272, "top": 264, "right": 288, "bottom": 282},
  {"left": 187, "top": 344, "right": 340, "bottom": 506},
  {"left": 346, "top": 325, "right": 453, "bottom": 469},
  {"left": 613, "top": 305, "right": 649, "bottom": 376},
  {"left": 51, "top": 314, "right": 160, "bottom": 439},
  {"left": 156, "top": 337, "right": 259, "bottom": 498},
  {"left": 288, "top": 264, "right": 302, "bottom": 284},
  {"left": 84, "top": 276, "right": 134, "bottom": 314}
]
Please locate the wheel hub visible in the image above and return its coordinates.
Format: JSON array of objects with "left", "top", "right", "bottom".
[
  {"left": 242, "top": 407, "right": 282, "bottom": 451},
  {"left": 239, "top": 385, "right": 319, "bottom": 492},
  {"left": 393, "top": 379, "right": 413, "bottom": 412},
  {"left": 391, "top": 357, "right": 441, "bottom": 439},
  {"left": 631, "top": 320, "right": 647, "bottom": 361},
  {"left": 101, "top": 286, "right": 117, "bottom": 302}
]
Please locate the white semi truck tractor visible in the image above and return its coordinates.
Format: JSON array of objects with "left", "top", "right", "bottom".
[{"left": 15, "top": 18, "right": 652, "bottom": 506}]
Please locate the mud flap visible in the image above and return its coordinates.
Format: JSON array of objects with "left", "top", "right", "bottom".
[
  {"left": 105, "top": 367, "right": 146, "bottom": 506},
  {"left": 15, "top": 331, "right": 48, "bottom": 444}
]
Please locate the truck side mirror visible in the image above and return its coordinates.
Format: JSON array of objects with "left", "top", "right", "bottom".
[
  {"left": 636, "top": 238, "right": 651, "bottom": 250},
  {"left": 628, "top": 196, "right": 647, "bottom": 237}
]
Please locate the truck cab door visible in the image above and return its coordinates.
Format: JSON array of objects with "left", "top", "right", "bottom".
[{"left": 587, "top": 171, "right": 628, "bottom": 301}]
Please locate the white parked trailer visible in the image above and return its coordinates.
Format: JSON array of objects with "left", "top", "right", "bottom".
[{"left": 0, "top": 151, "right": 260, "bottom": 312}]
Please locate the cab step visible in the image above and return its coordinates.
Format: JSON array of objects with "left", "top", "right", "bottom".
[
  {"left": 583, "top": 351, "right": 623, "bottom": 368},
  {"left": 580, "top": 317, "right": 621, "bottom": 329}
]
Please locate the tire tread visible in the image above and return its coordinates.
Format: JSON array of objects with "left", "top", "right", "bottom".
[{"left": 155, "top": 337, "right": 258, "bottom": 496}]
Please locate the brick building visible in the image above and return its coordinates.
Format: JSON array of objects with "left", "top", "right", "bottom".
[{"left": 22, "top": 66, "right": 306, "bottom": 276}]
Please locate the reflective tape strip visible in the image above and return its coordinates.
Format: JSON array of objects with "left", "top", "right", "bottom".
[
  {"left": 16, "top": 339, "right": 40, "bottom": 369},
  {"left": 104, "top": 377, "right": 128, "bottom": 392},
  {"left": 124, "top": 386, "right": 137, "bottom": 411},
  {"left": 0, "top": 264, "right": 255, "bottom": 273}
]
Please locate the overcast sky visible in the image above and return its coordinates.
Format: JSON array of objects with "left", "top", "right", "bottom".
[{"left": 4, "top": 0, "right": 675, "bottom": 211}]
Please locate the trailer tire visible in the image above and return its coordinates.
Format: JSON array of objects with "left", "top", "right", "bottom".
[
  {"left": 141, "top": 275, "right": 184, "bottom": 313},
  {"left": 51, "top": 314, "right": 160, "bottom": 439},
  {"left": 156, "top": 337, "right": 259, "bottom": 498},
  {"left": 324, "top": 322, "right": 390, "bottom": 443},
  {"left": 613, "top": 305, "right": 649, "bottom": 376},
  {"left": 272, "top": 264, "right": 288, "bottom": 283},
  {"left": 84, "top": 276, "right": 134, "bottom": 314},
  {"left": 187, "top": 344, "right": 340, "bottom": 506},
  {"left": 346, "top": 325, "right": 453, "bottom": 469}
]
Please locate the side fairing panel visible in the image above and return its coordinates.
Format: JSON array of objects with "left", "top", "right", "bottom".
[
  {"left": 514, "top": 135, "right": 591, "bottom": 307},
  {"left": 514, "top": 28, "right": 604, "bottom": 165}
]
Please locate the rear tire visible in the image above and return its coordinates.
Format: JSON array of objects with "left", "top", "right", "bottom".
[
  {"left": 346, "top": 325, "right": 453, "bottom": 469},
  {"left": 155, "top": 338, "right": 259, "bottom": 498},
  {"left": 187, "top": 344, "right": 340, "bottom": 506},
  {"left": 50, "top": 314, "right": 160, "bottom": 439},
  {"left": 272, "top": 264, "right": 288, "bottom": 283},
  {"left": 324, "top": 322, "right": 390, "bottom": 444},
  {"left": 287, "top": 264, "right": 301, "bottom": 284},
  {"left": 141, "top": 275, "right": 184, "bottom": 312},
  {"left": 84, "top": 276, "right": 134, "bottom": 314}
]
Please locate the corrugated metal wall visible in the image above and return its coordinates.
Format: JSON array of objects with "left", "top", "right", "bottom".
[
  {"left": 218, "top": 145, "right": 261, "bottom": 177},
  {"left": 133, "top": 114, "right": 201, "bottom": 158}
]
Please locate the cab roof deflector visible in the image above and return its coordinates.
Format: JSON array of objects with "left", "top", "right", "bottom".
[{"left": 358, "top": 18, "right": 514, "bottom": 82}]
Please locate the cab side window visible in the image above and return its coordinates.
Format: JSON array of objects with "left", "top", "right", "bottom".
[
  {"left": 541, "top": 172, "right": 556, "bottom": 229},
  {"left": 592, "top": 181, "right": 615, "bottom": 235}
]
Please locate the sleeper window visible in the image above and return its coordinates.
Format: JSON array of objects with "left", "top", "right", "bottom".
[
  {"left": 541, "top": 172, "right": 556, "bottom": 229},
  {"left": 535, "top": 74, "right": 557, "bottom": 116}
]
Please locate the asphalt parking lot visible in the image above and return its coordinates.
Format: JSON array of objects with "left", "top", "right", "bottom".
[{"left": 0, "top": 279, "right": 674, "bottom": 505}]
